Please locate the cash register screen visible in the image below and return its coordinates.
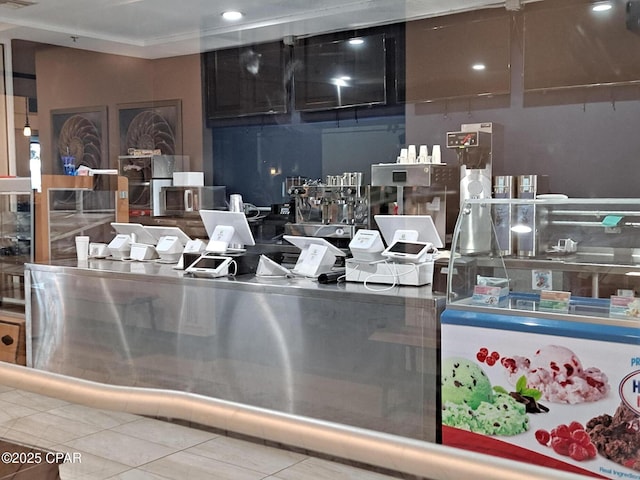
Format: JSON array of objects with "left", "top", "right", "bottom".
[
  {"left": 387, "top": 242, "right": 430, "bottom": 255},
  {"left": 190, "top": 256, "right": 227, "bottom": 270}
]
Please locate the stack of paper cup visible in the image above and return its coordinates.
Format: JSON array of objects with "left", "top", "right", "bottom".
[
  {"left": 431, "top": 145, "right": 442, "bottom": 164},
  {"left": 418, "top": 145, "right": 428, "bottom": 163},
  {"left": 407, "top": 145, "right": 417, "bottom": 163}
]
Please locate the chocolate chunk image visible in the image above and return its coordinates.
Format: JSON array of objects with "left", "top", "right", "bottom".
[{"left": 586, "top": 403, "right": 640, "bottom": 471}]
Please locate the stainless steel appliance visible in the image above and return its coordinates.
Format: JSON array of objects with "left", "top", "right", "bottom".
[
  {"left": 492, "top": 175, "right": 515, "bottom": 256},
  {"left": 446, "top": 122, "right": 500, "bottom": 254},
  {"left": 285, "top": 173, "right": 367, "bottom": 241},
  {"left": 118, "top": 155, "right": 189, "bottom": 216},
  {"left": 370, "top": 163, "right": 459, "bottom": 245},
  {"left": 515, "top": 174, "right": 549, "bottom": 256},
  {"left": 159, "top": 186, "right": 226, "bottom": 216}
]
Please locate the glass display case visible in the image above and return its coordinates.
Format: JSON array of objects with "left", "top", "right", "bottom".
[
  {"left": 35, "top": 175, "right": 129, "bottom": 262},
  {"left": 0, "top": 178, "right": 32, "bottom": 308},
  {"left": 447, "top": 198, "right": 640, "bottom": 319},
  {"left": 441, "top": 198, "right": 640, "bottom": 479}
]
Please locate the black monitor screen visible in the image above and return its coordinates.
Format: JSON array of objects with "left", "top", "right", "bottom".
[
  {"left": 192, "top": 257, "right": 227, "bottom": 270},
  {"left": 389, "top": 242, "right": 428, "bottom": 255},
  {"left": 294, "top": 33, "right": 387, "bottom": 111},
  {"left": 205, "top": 41, "right": 287, "bottom": 119}
]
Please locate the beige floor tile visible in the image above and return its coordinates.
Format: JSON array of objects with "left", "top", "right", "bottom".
[
  {"left": 104, "top": 469, "right": 169, "bottom": 480},
  {"left": 63, "top": 430, "right": 176, "bottom": 467},
  {"left": 270, "top": 457, "right": 398, "bottom": 480},
  {"left": 0, "top": 389, "right": 70, "bottom": 411},
  {"left": 186, "top": 436, "right": 306, "bottom": 475},
  {"left": 48, "top": 404, "right": 140, "bottom": 430},
  {"left": 54, "top": 447, "right": 130, "bottom": 480},
  {"left": 0, "top": 411, "right": 103, "bottom": 444},
  {"left": 0, "top": 398, "right": 39, "bottom": 423},
  {"left": 0, "top": 425, "right": 59, "bottom": 449},
  {"left": 140, "top": 450, "right": 265, "bottom": 480},
  {"left": 111, "top": 417, "right": 217, "bottom": 450}
]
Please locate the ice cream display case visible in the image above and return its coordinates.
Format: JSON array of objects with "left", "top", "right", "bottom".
[{"left": 441, "top": 198, "right": 640, "bottom": 479}]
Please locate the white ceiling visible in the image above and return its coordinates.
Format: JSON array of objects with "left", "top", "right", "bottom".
[{"left": 0, "top": 0, "right": 520, "bottom": 58}]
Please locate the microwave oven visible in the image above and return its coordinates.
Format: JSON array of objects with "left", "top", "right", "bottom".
[{"left": 159, "top": 186, "right": 226, "bottom": 216}]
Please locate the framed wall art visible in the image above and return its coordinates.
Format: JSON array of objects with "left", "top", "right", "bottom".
[
  {"left": 116, "top": 100, "right": 182, "bottom": 156},
  {"left": 51, "top": 105, "right": 108, "bottom": 174}
]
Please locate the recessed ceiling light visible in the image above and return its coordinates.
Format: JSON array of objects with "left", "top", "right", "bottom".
[
  {"left": 472, "top": 63, "right": 486, "bottom": 71},
  {"left": 591, "top": 2, "right": 612, "bottom": 12},
  {"left": 222, "top": 10, "right": 243, "bottom": 21},
  {"left": 511, "top": 224, "right": 532, "bottom": 233},
  {"left": 332, "top": 77, "right": 349, "bottom": 87}
]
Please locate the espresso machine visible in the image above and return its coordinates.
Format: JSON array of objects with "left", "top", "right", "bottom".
[
  {"left": 446, "top": 122, "right": 499, "bottom": 254},
  {"left": 284, "top": 173, "right": 368, "bottom": 245}
]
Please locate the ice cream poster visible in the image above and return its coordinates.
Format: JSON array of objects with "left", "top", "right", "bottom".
[{"left": 441, "top": 323, "right": 640, "bottom": 479}]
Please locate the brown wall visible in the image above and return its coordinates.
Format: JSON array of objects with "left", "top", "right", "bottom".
[{"left": 35, "top": 46, "right": 204, "bottom": 174}]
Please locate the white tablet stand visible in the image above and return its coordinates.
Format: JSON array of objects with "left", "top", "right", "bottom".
[
  {"left": 145, "top": 226, "right": 193, "bottom": 263},
  {"left": 349, "top": 229, "right": 385, "bottom": 262},
  {"left": 206, "top": 225, "right": 236, "bottom": 253},
  {"left": 283, "top": 235, "right": 346, "bottom": 278},
  {"left": 256, "top": 255, "right": 291, "bottom": 277},
  {"left": 107, "top": 234, "right": 131, "bottom": 260}
]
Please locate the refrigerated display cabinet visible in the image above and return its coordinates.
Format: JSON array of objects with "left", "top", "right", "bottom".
[
  {"left": 441, "top": 198, "right": 640, "bottom": 480},
  {"left": 0, "top": 178, "right": 32, "bottom": 308}
]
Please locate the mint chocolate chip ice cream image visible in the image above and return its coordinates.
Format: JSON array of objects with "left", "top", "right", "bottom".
[{"left": 442, "top": 357, "right": 530, "bottom": 436}]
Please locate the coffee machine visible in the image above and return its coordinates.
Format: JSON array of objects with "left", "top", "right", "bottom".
[
  {"left": 446, "top": 122, "right": 500, "bottom": 254},
  {"left": 284, "top": 173, "right": 368, "bottom": 245}
]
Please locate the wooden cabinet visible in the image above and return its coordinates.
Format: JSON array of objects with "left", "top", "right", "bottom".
[
  {"left": 0, "top": 312, "right": 25, "bottom": 366},
  {"left": 34, "top": 175, "right": 129, "bottom": 262}
]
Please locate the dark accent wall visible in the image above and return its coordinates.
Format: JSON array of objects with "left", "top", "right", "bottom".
[
  {"left": 210, "top": 0, "right": 640, "bottom": 203},
  {"left": 406, "top": 3, "right": 640, "bottom": 198}
]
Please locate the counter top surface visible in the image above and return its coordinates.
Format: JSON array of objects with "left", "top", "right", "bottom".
[{"left": 26, "top": 258, "right": 445, "bottom": 306}]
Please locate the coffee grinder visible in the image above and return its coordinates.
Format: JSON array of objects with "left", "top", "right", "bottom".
[{"left": 446, "top": 122, "right": 499, "bottom": 254}]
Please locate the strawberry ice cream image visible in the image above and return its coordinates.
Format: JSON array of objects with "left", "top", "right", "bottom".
[{"left": 500, "top": 345, "right": 609, "bottom": 404}]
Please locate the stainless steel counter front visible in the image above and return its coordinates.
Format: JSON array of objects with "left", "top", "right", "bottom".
[{"left": 26, "top": 259, "right": 444, "bottom": 441}]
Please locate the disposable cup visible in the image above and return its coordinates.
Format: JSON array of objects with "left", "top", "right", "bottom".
[
  {"left": 75, "top": 236, "right": 90, "bottom": 261},
  {"left": 229, "top": 194, "right": 244, "bottom": 213}
]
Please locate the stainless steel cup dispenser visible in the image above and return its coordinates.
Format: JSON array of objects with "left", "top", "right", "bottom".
[
  {"left": 515, "top": 174, "right": 549, "bottom": 257},
  {"left": 493, "top": 176, "right": 514, "bottom": 256}
]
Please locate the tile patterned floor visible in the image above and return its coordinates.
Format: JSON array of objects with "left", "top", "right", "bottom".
[{"left": 0, "top": 384, "right": 408, "bottom": 480}]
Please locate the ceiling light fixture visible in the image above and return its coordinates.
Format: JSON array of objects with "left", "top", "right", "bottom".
[
  {"left": 592, "top": 1, "right": 612, "bottom": 12},
  {"left": 22, "top": 97, "right": 31, "bottom": 137},
  {"left": 472, "top": 63, "right": 486, "bottom": 71},
  {"left": 348, "top": 38, "right": 364, "bottom": 45},
  {"left": 221, "top": 10, "right": 243, "bottom": 21},
  {"left": 511, "top": 224, "right": 532, "bottom": 234}
]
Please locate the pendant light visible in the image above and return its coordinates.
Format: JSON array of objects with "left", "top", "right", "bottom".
[{"left": 23, "top": 97, "right": 31, "bottom": 137}]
